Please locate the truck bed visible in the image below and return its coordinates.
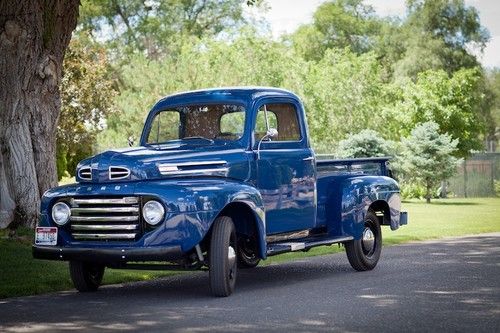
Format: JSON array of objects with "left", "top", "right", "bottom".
[
  {"left": 316, "top": 156, "right": 391, "bottom": 177},
  {"left": 314, "top": 156, "right": 394, "bottom": 233}
]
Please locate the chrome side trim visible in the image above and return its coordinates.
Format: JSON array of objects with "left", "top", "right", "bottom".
[
  {"left": 159, "top": 167, "right": 229, "bottom": 176},
  {"left": 72, "top": 233, "right": 137, "bottom": 240},
  {"left": 78, "top": 167, "right": 92, "bottom": 180},
  {"left": 171, "top": 160, "right": 227, "bottom": 167},
  {"left": 71, "top": 224, "right": 138, "bottom": 231},
  {"left": 71, "top": 207, "right": 139, "bottom": 214},
  {"left": 70, "top": 216, "right": 139, "bottom": 222},
  {"left": 158, "top": 160, "right": 227, "bottom": 175}
]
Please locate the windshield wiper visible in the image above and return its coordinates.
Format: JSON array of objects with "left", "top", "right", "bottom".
[{"left": 181, "top": 136, "right": 214, "bottom": 144}]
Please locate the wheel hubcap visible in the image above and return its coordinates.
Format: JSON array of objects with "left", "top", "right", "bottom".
[
  {"left": 228, "top": 245, "right": 236, "bottom": 279},
  {"left": 362, "top": 227, "right": 375, "bottom": 253}
]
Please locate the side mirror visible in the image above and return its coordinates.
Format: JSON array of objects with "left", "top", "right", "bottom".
[
  {"left": 266, "top": 128, "right": 278, "bottom": 139},
  {"left": 128, "top": 136, "right": 135, "bottom": 147},
  {"left": 256, "top": 128, "right": 279, "bottom": 160}
]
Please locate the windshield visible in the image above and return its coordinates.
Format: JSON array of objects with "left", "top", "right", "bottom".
[{"left": 146, "top": 104, "right": 246, "bottom": 145}]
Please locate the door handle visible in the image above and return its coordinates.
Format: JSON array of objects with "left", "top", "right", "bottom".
[{"left": 303, "top": 156, "right": 314, "bottom": 161}]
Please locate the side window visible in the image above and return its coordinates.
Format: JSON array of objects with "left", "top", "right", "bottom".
[
  {"left": 219, "top": 111, "right": 245, "bottom": 140},
  {"left": 147, "top": 111, "right": 180, "bottom": 143},
  {"left": 256, "top": 103, "right": 301, "bottom": 142},
  {"left": 255, "top": 110, "right": 277, "bottom": 141}
]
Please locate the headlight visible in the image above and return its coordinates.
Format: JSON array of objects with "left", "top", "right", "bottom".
[
  {"left": 143, "top": 200, "right": 165, "bottom": 225},
  {"left": 52, "top": 202, "right": 71, "bottom": 226}
]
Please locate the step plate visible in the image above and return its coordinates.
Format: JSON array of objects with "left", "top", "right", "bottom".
[{"left": 266, "top": 236, "right": 354, "bottom": 256}]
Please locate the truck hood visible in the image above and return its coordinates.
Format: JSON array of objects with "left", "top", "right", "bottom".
[{"left": 76, "top": 144, "right": 251, "bottom": 183}]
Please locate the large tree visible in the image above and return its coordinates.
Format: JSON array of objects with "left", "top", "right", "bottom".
[
  {"left": 291, "top": 0, "right": 381, "bottom": 61},
  {"left": 392, "top": 0, "right": 489, "bottom": 79},
  {"left": 0, "top": 1, "right": 79, "bottom": 228},
  {"left": 79, "top": 0, "right": 248, "bottom": 58}
]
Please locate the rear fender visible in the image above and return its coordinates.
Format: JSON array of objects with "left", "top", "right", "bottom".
[{"left": 329, "top": 176, "right": 401, "bottom": 240}]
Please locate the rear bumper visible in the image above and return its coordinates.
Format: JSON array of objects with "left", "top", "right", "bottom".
[{"left": 32, "top": 245, "right": 183, "bottom": 263}]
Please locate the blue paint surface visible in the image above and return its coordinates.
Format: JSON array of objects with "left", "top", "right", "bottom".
[{"left": 37, "top": 87, "right": 404, "bottom": 262}]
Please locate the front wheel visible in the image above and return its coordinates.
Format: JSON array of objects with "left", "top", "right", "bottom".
[
  {"left": 209, "top": 216, "right": 238, "bottom": 297},
  {"left": 237, "top": 237, "right": 260, "bottom": 268},
  {"left": 69, "top": 261, "right": 105, "bottom": 292},
  {"left": 345, "top": 210, "right": 382, "bottom": 271}
]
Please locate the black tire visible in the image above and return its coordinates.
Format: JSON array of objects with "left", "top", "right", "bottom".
[
  {"left": 209, "top": 216, "right": 237, "bottom": 297},
  {"left": 237, "top": 237, "right": 260, "bottom": 268},
  {"left": 345, "top": 210, "right": 382, "bottom": 271},
  {"left": 69, "top": 261, "right": 105, "bottom": 292}
]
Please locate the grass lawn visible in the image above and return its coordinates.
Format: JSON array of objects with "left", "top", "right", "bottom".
[{"left": 1, "top": 197, "right": 499, "bottom": 298}]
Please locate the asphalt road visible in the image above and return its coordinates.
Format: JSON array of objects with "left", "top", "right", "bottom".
[{"left": 1, "top": 233, "right": 499, "bottom": 332}]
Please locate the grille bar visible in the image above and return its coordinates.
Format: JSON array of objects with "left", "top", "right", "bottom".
[
  {"left": 71, "top": 207, "right": 139, "bottom": 214},
  {"left": 73, "top": 233, "right": 137, "bottom": 240},
  {"left": 72, "top": 197, "right": 138, "bottom": 205},
  {"left": 71, "top": 224, "right": 138, "bottom": 231},
  {"left": 70, "top": 216, "right": 139, "bottom": 222}
]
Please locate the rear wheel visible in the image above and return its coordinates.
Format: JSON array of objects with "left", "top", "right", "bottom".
[
  {"left": 69, "top": 261, "right": 105, "bottom": 292},
  {"left": 209, "top": 216, "right": 238, "bottom": 297},
  {"left": 345, "top": 210, "right": 382, "bottom": 271}
]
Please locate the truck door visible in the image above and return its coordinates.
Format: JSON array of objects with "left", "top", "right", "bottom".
[{"left": 254, "top": 100, "right": 316, "bottom": 235}]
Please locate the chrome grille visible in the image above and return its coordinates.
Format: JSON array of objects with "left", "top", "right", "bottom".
[
  {"left": 109, "top": 166, "right": 130, "bottom": 180},
  {"left": 69, "top": 197, "right": 141, "bottom": 241},
  {"left": 78, "top": 167, "right": 92, "bottom": 181}
]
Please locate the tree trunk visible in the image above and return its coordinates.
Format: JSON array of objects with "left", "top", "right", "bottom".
[
  {"left": 0, "top": 1, "right": 79, "bottom": 228},
  {"left": 426, "top": 180, "right": 431, "bottom": 204}
]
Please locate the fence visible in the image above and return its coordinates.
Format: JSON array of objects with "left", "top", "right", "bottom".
[{"left": 448, "top": 153, "right": 499, "bottom": 197}]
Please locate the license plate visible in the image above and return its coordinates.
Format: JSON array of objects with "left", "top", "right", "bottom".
[{"left": 35, "top": 227, "right": 58, "bottom": 246}]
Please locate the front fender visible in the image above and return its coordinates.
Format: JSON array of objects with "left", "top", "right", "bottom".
[
  {"left": 157, "top": 180, "right": 266, "bottom": 258},
  {"left": 39, "top": 179, "right": 265, "bottom": 257}
]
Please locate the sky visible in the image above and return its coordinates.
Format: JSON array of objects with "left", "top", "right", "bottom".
[{"left": 255, "top": 0, "right": 500, "bottom": 68}]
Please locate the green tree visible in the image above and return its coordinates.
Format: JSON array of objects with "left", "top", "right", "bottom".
[
  {"left": 400, "top": 121, "right": 458, "bottom": 203},
  {"left": 58, "top": 34, "right": 117, "bottom": 178},
  {"left": 304, "top": 49, "right": 389, "bottom": 151},
  {"left": 335, "top": 129, "right": 394, "bottom": 158},
  {"left": 484, "top": 69, "right": 500, "bottom": 151},
  {"left": 79, "top": 0, "right": 251, "bottom": 58},
  {"left": 386, "top": 68, "right": 485, "bottom": 157},
  {"left": 391, "top": 0, "right": 489, "bottom": 79},
  {"left": 290, "top": 0, "right": 381, "bottom": 60}
]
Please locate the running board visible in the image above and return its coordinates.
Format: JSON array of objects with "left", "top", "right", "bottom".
[{"left": 266, "top": 236, "right": 354, "bottom": 256}]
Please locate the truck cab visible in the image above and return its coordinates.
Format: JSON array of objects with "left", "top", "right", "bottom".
[{"left": 33, "top": 87, "right": 407, "bottom": 296}]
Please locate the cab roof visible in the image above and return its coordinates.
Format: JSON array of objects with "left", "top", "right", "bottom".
[{"left": 152, "top": 87, "right": 301, "bottom": 111}]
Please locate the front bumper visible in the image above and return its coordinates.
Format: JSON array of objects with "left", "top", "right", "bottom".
[{"left": 32, "top": 245, "right": 183, "bottom": 263}]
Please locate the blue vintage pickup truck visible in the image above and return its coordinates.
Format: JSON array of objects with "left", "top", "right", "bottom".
[{"left": 33, "top": 87, "right": 407, "bottom": 296}]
